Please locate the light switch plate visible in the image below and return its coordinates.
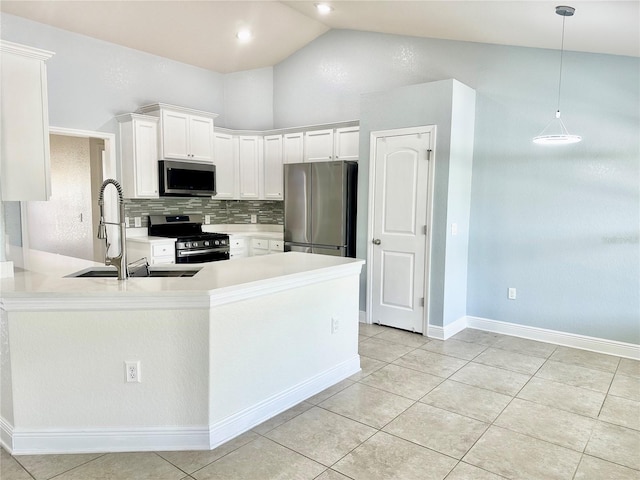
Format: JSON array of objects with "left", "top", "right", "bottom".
[{"left": 134, "top": 217, "right": 142, "bottom": 228}]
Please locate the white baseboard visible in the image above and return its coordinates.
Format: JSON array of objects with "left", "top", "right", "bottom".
[
  {"left": 466, "top": 316, "right": 640, "bottom": 360},
  {"left": 2, "top": 355, "right": 361, "bottom": 455},
  {"left": 208, "top": 355, "right": 360, "bottom": 449},
  {"left": 427, "top": 316, "right": 468, "bottom": 340}
]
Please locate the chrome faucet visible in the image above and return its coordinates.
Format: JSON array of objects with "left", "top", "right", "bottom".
[{"left": 97, "top": 179, "right": 128, "bottom": 280}]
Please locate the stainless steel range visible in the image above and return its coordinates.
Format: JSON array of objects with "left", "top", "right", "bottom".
[{"left": 148, "top": 215, "right": 229, "bottom": 264}]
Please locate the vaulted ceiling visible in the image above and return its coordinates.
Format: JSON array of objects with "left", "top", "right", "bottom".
[{"left": 1, "top": 1, "right": 637, "bottom": 73}]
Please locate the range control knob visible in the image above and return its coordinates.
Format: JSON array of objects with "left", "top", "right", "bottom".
[
  {"left": 184, "top": 242, "right": 191, "bottom": 248},
  {"left": 214, "top": 240, "right": 220, "bottom": 246},
  {"left": 204, "top": 241, "right": 210, "bottom": 247}
]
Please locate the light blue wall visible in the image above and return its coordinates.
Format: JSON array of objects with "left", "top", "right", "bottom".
[
  {"left": 0, "top": 14, "right": 226, "bottom": 132},
  {"left": 275, "top": 29, "right": 640, "bottom": 344},
  {"left": 223, "top": 67, "right": 274, "bottom": 130}
]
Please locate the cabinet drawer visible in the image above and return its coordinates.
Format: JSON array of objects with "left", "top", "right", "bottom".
[
  {"left": 152, "top": 243, "right": 174, "bottom": 257},
  {"left": 150, "top": 257, "right": 175, "bottom": 265},
  {"left": 230, "top": 238, "right": 246, "bottom": 249},
  {"left": 251, "top": 238, "right": 269, "bottom": 250},
  {"left": 269, "top": 240, "right": 284, "bottom": 251}
]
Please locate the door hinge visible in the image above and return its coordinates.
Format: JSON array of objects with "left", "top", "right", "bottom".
[
  {"left": 426, "top": 149, "right": 432, "bottom": 161},
  {"left": 423, "top": 225, "right": 428, "bottom": 235},
  {"left": 419, "top": 297, "right": 425, "bottom": 307}
]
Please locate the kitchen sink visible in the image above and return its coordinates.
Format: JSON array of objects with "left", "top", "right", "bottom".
[{"left": 67, "top": 267, "right": 201, "bottom": 278}]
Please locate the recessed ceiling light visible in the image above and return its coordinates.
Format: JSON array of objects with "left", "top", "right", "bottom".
[
  {"left": 236, "top": 29, "right": 252, "bottom": 42},
  {"left": 315, "top": 3, "right": 333, "bottom": 14}
]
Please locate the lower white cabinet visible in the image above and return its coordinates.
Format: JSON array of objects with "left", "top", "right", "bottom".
[
  {"left": 229, "top": 235, "right": 248, "bottom": 260},
  {"left": 127, "top": 238, "right": 175, "bottom": 265},
  {"left": 251, "top": 238, "right": 284, "bottom": 256}
]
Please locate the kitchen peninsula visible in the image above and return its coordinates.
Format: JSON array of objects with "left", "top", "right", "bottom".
[{"left": 0, "top": 250, "right": 363, "bottom": 455}]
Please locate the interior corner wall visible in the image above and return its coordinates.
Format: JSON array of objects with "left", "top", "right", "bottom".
[
  {"left": 442, "top": 81, "right": 476, "bottom": 327},
  {"left": 0, "top": 14, "right": 226, "bottom": 133},
  {"left": 223, "top": 67, "right": 274, "bottom": 130}
]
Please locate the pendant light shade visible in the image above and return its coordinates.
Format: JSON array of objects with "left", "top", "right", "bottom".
[{"left": 533, "top": 5, "right": 582, "bottom": 145}]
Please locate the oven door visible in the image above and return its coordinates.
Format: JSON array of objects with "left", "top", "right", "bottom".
[{"left": 176, "top": 247, "right": 229, "bottom": 264}]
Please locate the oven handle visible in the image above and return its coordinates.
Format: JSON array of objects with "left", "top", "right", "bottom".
[{"left": 178, "top": 248, "right": 228, "bottom": 257}]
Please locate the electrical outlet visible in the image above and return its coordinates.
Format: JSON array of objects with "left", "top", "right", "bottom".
[
  {"left": 134, "top": 217, "right": 142, "bottom": 228},
  {"left": 250, "top": 214, "right": 257, "bottom": 224},
  {"left": 125, "top": 217, "right": 130, "bottom": 228},
  {"left": 331, "top": 317, "right": 339, "bottom": 334},
  {"left": 125, "top": 361, "right": 141, "bottom": 383},
  {"left": 508, "top": 288, "right": 517, "bottom": 300},
  {"left": 204, "top": 215, "right": 211, "bottom": 224}
]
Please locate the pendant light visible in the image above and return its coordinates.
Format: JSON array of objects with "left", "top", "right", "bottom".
[{"left": 533, "top": 5, "right": 582, "bottom": 145}]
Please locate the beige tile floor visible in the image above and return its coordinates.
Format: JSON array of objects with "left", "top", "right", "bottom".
[{"left": 2, "top": 324, "right": 639, "bottom": 480}]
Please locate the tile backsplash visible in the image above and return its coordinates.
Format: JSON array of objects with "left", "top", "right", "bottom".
[{"left": 125, "top": 198, "right": 283, "bottom": 227}]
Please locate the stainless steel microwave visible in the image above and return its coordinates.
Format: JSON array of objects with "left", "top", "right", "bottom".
[{"left": 159, "top": 160, "right": 216, "bottom": 197}]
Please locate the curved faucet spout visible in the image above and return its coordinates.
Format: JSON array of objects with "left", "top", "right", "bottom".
[{"left": 97, "top": 179, "right": 128, "bottom": 280}]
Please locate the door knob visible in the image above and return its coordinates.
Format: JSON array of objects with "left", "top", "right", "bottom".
[{"left": 372, "top": 239, "right": 381, "bottom": 245}]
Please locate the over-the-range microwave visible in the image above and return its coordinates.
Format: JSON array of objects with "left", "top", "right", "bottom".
[{"left": 158, "top": 160, "right": 216, "bottom": 197}]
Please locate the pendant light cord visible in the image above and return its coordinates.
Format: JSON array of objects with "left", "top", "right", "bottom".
[{"left": 557, "top": 15, "right": 566, "bottom": 114}]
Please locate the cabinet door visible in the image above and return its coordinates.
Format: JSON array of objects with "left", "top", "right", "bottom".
[
  {"left": 161, "top": 110, "right": 190, "bottom": 160},
  {"left": 283, "top": 132, "right": 304, "bottom": 164},
  {"left": 263, "top": 134, "right": 283, "bottom": 200},
  {"left": 238, "top": 136, "right": 262, "bottom": 199},
  {"left": 304, "top": 129, "right": 334, "bottom": 162},
  {"left": 189, "top": 115, "right": 215, "bottom": 162},
  {"left": 0, "top": 42, "right": 53, "bottom": 201},
  {"left": 134, "top": 118, "right": 159, "bottom": 197},
  {"left": 335, "top": 127, "right": 359, "bottom": 161},
  {"left": 213, "top": 132, "right": 238, "bottom": 199}
]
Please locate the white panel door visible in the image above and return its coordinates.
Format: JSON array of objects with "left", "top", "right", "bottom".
[
  {"left": 161, "top": 110, "right": 190, "bottom": 160},
  {"left": 304, "top": 129, "right": 334, "bottom": 162},
  {"left": 133, "top": 118, "right": 159, "bottom": 198},
  {"left": 238, "top": 136, "right": 262, "bottom": 199},
  {"left": 263, "top": 134, "right": 283, "bottom": 200},
  {"left": 283, "top": 132, "right": 304, "bottom": 164},
  {"left": 189, "top": 115, "right": 215, "bottom": 162},
  {"left": 335, "top": 127, "right": 359, "bottom": 161},
  {"left": 371, "top": 129, "right": 433, "bottom": 333},
  {"left": 213, "top": 132, "right": 238, "bottom": 199}
]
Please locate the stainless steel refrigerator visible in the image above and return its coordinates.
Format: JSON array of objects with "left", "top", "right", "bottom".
[{"left": 284, "top": 161, "right": 358, "bottom": 257}]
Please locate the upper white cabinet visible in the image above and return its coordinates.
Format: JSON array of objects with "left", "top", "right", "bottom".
[
  {"left": 117, "top": 113, "right": 159, "bottom": 199},
  {"left": 0, "top": 41, "right": 54, "bottom": 201},
  {"left": 137, "top": 103, "right": 217, "bottom": 163},
  {"left": 263, "top": 134, "right": 283, "bottom": 200},
  {"left": 304, "top": 129, "right": 334, "bottom": 162},
  {"left": 238, "top": 136, "right": 263, "bottom": 199},
  {"left": 283, "top": 132, "right": 304, "bottom": 164},
  {"left": 303, "top": 127, "right": 359, "bottom": 163},
  {"left": 334, "top": 126, "right": 360, "bottom": 161},
  {"left": 213, "top": 131, "right": 238, "bottom": 199}
]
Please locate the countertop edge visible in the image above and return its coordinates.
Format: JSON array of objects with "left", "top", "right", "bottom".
[{"left": 1, "top": 260, "right": 364, "bottom": 312}]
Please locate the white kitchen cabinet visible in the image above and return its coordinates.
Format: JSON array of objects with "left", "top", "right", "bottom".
[
  {"left": 263, "top": 134, "right": 283, "bottom": 200},
  {"left": 228, "top": 235, "right": 248, "bottom": 260},
  {"left": 250, "top": 237, "right": 284, "bottom": 256},
  {"left": 127, "top": 237, "right": 175, "bottom": 265},
  {"left": 238, "top": 136, "right": 263, "bottom": 199},
  {"left": 304, "top": 129, "right": 334, "bottom": 162},
  {"left": 117, "top": 114, "right": 159, "bottom": 198},
  {"left": 213, "top": 132, "right": 238, "bottom": 199},
  {"left": 0, "top": 41, "right": 54, "bottom": 201},
  {"left": 334, "top": 126, "right": 360, "bottom": 161},
  {"left": 137, "top": 103, "right": 217, "bottom": 163},
  {"left": 283, "top": 132, "right": 304, "bottom": 164}
]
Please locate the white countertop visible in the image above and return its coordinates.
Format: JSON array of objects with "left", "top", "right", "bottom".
[{"left": 0, "top": 248, "right": 363, "bottom": 310}]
